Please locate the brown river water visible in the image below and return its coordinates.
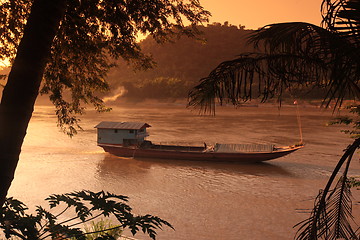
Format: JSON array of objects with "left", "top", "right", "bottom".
[{"left": 7, "top": 102, "right": 360, "bottom": 240}]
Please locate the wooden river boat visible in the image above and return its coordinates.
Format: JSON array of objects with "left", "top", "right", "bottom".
[
  {"left": 98, "top": 142, "right": 304, "bottom": 162},
  {"left": 95, "top": 121, "right": 304, "bottom": 163}
]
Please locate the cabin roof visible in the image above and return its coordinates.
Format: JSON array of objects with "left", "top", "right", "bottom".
[{"left": 94, "top": 121, "right": 151, "bottom": 130}]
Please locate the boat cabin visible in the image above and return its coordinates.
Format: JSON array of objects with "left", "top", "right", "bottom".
[{"left": 94, "top": 121, "right": 151, "bottom": 146}]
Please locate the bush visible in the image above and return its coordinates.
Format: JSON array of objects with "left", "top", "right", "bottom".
[{"left": 0, "top": 190, "right": 173, "bottom": 240}]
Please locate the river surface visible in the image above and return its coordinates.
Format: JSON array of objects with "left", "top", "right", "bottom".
[{"left": 7, "top": 102, "right": 360, "bottom": 240}]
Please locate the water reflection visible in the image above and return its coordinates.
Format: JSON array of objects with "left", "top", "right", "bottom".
[
  {"left": 97, "top": 154, "right": 294, "bottom": 180},
  {"left": 95, "top": 154, "right": 306, "bottom": 240}
]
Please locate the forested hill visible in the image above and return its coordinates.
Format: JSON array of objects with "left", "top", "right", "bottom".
[{"left": 106, "top": 22, "right": 255, "bottom": 101}]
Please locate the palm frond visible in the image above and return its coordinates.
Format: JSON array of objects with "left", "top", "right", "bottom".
[
  {"left": 188, "top": 2, "right": 360, "bottom": 240},
  {"left": 322, "top": 0, "right": 360, "bottom": 44},
  {"left": 295, "top": 138, "right": 360, "bottom": 240},
  {"left": 295, "top": 178, "right": 357, "bottom": 240},
  {"left": 326, "top": 176, "right": 357, "bottom": 239},
  {"left": 295, "top": 190, "right": 330, "bottom": 240},
  {"left": 188, "top": 21, "right": 360, "bottom": 113},
  {"left": 250, "top": 22, "right": 360, "bottom": 61},
  {"left": 188, "top": 52, "right": 328, "bottom": 113}
]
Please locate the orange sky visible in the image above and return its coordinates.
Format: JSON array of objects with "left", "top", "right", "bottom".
[
  {"left": 202, "top": 0, "right": 323, "bottom": 29},
  {"left": 0, "top": 0, "right": 324, "bottom": 72}
]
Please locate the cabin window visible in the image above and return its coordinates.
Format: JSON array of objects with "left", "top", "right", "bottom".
[
  {"left": 114, "top": 129, "right": 118, "bottom": 133},
  {"left": 129, "top": 130, "right": 134, "bottom": 133},
  {"left": 139, "top": 129, "right": 144, "bottom": 133}
]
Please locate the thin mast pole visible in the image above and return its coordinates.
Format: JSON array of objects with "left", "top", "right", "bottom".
[{"left": 294, "top": 100, "right": 303, "bottom": 144}]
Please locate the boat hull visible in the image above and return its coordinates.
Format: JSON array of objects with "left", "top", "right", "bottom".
[{"left": 99, "top": 144, "right": 303, "bottom": 162}]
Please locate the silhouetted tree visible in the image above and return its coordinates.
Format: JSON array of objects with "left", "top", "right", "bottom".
[
  {"left": 0, "top": 0, "right": 209, "bottom": 206},
  {"left": 188, "top": 0, "right": 360, "bottom": 239}
]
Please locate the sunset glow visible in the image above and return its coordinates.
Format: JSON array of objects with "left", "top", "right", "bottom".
[
  {"left": 203, "top": 0, "right": 323, "bottom": 29},
  {"left": 3, "top": 1, "right": 360, "bottom": 240}
]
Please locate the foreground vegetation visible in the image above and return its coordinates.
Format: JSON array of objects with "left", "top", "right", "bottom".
[
  {"left": 187, "top": 0, "right": 360, "bottom": 239},
  {"left": 0, "top": 190, "right": 172, "bottom": 240}
]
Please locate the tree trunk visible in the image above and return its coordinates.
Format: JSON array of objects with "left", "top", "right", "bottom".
[{"left": 0, "top": 0, "right": 66, "bottom": 206}]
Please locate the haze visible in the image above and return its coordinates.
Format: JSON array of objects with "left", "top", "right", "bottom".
[{"left": 203, "top": 0, "right": 323, "bottom": 29}]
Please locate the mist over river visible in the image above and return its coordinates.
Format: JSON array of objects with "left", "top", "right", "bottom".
[{"left": 8, "top": 102, "right": 360, "bottom": 240}]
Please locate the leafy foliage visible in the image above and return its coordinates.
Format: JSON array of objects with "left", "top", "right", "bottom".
[
  {"left": 329, "top": 105, "right": 360, "bottom": 138},
  {"left": 0, "top": 0, "right": 210, "bottom": 135},
  {"left": 0, "top": 0, "right": 32, "bottom": 63},
  {"left": 79, "top": 219, "right": 122, "bottom": 240},
  {"left": 188, "top": 0, "right": 360, "bottom": 113},
  {"left": 0, "top": 190, "right": 173, "bottom": 240}
]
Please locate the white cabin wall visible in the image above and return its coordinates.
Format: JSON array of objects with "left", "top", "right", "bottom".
[{"left": 97, "top": 129, "right": 147, "bottom": 144}]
